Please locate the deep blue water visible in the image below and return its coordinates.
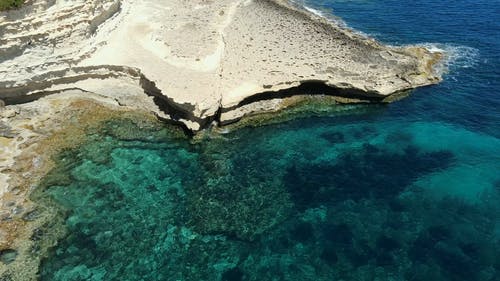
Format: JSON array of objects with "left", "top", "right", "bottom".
[
  {"left": 302, "top": 0, "right": 500, "bottom": 138},
  {"left": 35, "top": 1, "right": 500, "bottom": 281}
]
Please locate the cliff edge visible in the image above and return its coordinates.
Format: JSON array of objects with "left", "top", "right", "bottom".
[{"left": 0, "top": 0, "right": 442, "bottom": 131}]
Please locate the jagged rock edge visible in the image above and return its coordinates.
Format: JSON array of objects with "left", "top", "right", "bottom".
[{"left": 0, "top": 65, "right": 423, "bottom": 133}]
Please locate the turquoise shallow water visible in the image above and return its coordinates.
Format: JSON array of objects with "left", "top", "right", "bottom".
[{"left": 36, "top": 0, "right": 500, "bottom": 280}]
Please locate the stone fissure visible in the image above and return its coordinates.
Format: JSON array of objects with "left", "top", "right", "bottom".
[{"left": 222, "top": 81, "right": 384, "bottom": 113}]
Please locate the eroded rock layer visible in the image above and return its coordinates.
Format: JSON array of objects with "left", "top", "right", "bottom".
[{"left": 1, "top": 0, "right": 442, "bottom": 131}]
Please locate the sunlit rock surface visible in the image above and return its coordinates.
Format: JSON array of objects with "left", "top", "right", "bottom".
[{"left": 0, "top": 0, "right": 441, "bottom": 131}]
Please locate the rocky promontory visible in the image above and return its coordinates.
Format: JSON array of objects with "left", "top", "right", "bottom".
[{"left": 1, "top": 0, "right": 442, "bottom": 131}]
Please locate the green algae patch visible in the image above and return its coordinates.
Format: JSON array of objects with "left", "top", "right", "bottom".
[
  {"left": 33, "top": 104, "right": 297, "bottom": 279},
  {"left": 34, "top": 116, "right": 244, "bottom": 280},
  {"left": 0, "top": 0, "right": 24, "bottom": 11}
]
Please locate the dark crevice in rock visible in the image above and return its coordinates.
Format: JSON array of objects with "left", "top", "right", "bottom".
[
  {"left": 0, "top": 65, "right": 201, "bottom": 135},
  {"left": 221, "top": 81, "right": 384, "bottom": 114},
  {"left": 138, "top": 75, "right": 208, "bottom": 136},
  {"left": 138, "top": 75, "right": 194, "bottom": 121},
  {"left": 1, "top": 87, "right": 93, "bottom": 105},
  {"left": 215, "top": 81, "right": 395, "bottom": 126},
  {"left": 0, "top": 66, "right": 402, "bottom": 134},
  {"left": 212, "top": 104, "right": 224, "bottom": 129}
]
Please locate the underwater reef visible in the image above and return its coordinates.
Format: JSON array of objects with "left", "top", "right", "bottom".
[
  {"left": 1, "top": 0, "right": 499, "bottom": 280},
  {"left": 27, "top": 115, "right": 500, "bottom": 281}
]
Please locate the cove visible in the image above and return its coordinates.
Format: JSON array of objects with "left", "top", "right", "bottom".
[
  {"left": 34, "top": 0, "right": 500, "bottom": 280},
  {"left": 34, "top": 109, "right": 500, "bottom": 281}
]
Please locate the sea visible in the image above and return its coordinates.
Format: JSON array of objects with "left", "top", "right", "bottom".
[{"left": 36, "top": 0, "right": 500, "bottom": 280}]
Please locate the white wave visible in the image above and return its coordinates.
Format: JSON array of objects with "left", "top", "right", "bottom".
[
  {"left": 304, "top": 6, "right": 325, "bottom": 17},
  {"left": 296, "top": 2, "right": 480, "bottom": 74},
  {"left": 299, "top": 2, "right": 374, "bottom": 39},
  {"left": 413, "top": 43, "right": 480, "bottom": 79},
  {"left": 394, "top": 43, "right": 479, "bottom": 81},
  {"left": 421, "top": 43, "right": 480, "bottom": 70}
]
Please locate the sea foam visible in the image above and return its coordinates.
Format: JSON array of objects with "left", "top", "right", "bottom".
[
  {"left": 415, "top": 43, "right": 481, "bottom": 79},
  {"left": 421, "top": 43, "right": 480, "bottom": 69},
  {"left": 298, "top": 2, "right": 374, "bottom": 38},
  {"left": 304, "top": 6, "right": 325, "bottom": 17},
  {"left": 297, "top": 1, "right": 480, "bottom": 74}
]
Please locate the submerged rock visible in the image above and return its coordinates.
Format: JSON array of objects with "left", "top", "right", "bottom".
[{"left": 0, "top": 249, "right": 17, "bottom": 265}]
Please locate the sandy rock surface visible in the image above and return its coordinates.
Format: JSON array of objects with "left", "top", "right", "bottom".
[{"left": 1, "top": 0, "right": 442, "bottom": 131}]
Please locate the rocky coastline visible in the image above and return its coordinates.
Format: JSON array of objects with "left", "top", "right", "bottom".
[
  {"left": 0, "top": 94, "right": 177, "bottom": 280},
  {"left": 0, "top": 0, "right": 442, "bottom": 131},
  {"left": 0, "top": 0, "right": 442, "bottom": 279}
]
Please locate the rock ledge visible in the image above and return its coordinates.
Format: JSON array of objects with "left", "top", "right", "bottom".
[{"left": 0, "top": 0, "right": 442, "bottom": 131}]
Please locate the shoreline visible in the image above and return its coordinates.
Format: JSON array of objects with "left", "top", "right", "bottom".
[
  {"left": 0, "top": 87, "right": 388, "bottom": 279},
  {"left": 0, "top": 84, "right": 414, "bottom": 279},
  {"left": 0, "top": 93, "right": 186, "bottom": 280},
  {"left": 1, "top": 0, "right": 442, "bottom": 132},
  {"left": 0, "top": 91, "right": 402, "bottom": 280},
  {"left": 0, "top": 0, "right": 443, "bottom": 279}
]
